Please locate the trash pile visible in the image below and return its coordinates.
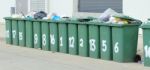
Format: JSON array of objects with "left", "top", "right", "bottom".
[
  {"left": 10, "top": 8, "right": 141, "bottom": 24},
  {"left": 11, "top": 11, "right": 63, "bottom": 21},
  {"left": 99, "top": 8, "right": 140, "bottom": 24}
]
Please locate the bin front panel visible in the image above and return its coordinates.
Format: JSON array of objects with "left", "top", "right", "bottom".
[
  {"left": 50, "top": 23, "right": 58, "bottom": 52},
  {"left": 18, "top": 20, "right": 26, "bottom": 46},
  {"left": 143, "top": 29, "right": 150, "bottom": 66},
  {"left": 33, "top": 21, "right": 42, "bottom": 49},
  {"left": 100, "top": 26, "right": 112, "bottom": 60},
  {"left": 112, "top": 26, "right": 138, "bottom": 62},
  {"left": 68, "top": 24, "right": 78, "bottom": 55},
  {"left": 12, "top": 20, "right": 19, "bottom": 45},
  {"left": 58, "top": 23, "right": 68, "bottom": 53},
  {"left": 26, "top": 21, "right": 33, "bottom": 48},
  {"left": 42, "top": 22, "right": 50, "bottom": 51},
  {"left": 89, "top": 25, "right": 100, "bottom": 59},
  {"left": 5, "top": 19, "right": 12, "bottom": 44},
  {"left": 78, "top": 24, "right": 88, "bottom": 57}
]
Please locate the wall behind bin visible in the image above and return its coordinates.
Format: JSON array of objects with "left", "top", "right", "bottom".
[
  {"left": 123, "top": 0, "right": 150, "bottom": 34},
  {"left": 49, "top": 0, "right": 74, "bottom": 17},
  {"left": 0, "top": 0, "right": 15, "bottom": 23}
]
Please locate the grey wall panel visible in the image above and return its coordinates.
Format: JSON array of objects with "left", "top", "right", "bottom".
[
  {"left": 16, "top": 0, "right": 28, "bottom": 14},
  {"left": 30, "top": 0, "right": 46, "bottom": 12},
  {"left": 78, "top": 0, "right": 122, "bottom": 13}
]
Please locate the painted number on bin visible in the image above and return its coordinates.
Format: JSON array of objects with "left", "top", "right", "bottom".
[
  {"left": 90, "top": 39, "right": 96, "bottom": 52},
  {"left": 19, "top": 32, "right": 23, "bottom": 40},
  {"left": 69, "top": 37, "right": 74, "bottom": 48},
  {"left": 144, "top": 45, "right": 150, "bottom": 58},
  {"left": 42, "top": 34, "right": 46, "bottom": 46},
  {"left": 114, "top": 42, "right": 119, "bottom": 53},
  {"left": 50, "top": 34, "right": 55, "bottom": 45},
  {"left": 59, "top": 37, "right": 63, "bottom": 47},
  {"left": 34, "top": 34, "right": 38, "bottom": 44},
  {"left": 12, "top": 30, "right": 16, "bottom": 39},
  {"left": 79, "top": 38, "right": 84, "bottom": 47},
  {"left": 6, "top": 30, "right": 9, "bottom": 38},
  {"left": 102, "top": 40, "right": 107, "bottom": 52}
]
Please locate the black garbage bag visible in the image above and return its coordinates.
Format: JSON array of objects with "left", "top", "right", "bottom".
[{"left": 34, "top": 11, "right": 47, "bottom": 19}]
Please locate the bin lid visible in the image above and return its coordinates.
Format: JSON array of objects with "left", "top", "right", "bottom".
[
  {"left": 140, "top": 24, "right": 150, "bottom": 28},
  {"left": 4, "top": 17, "right": 25, "bottom": 21},
  {"left": 140, "top": 21, "right": 150, "bottom": 28}
]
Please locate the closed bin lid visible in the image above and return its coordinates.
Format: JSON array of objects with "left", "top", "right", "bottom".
[{"left": 140, "top": 21, "right": 150, "bottom": 29}]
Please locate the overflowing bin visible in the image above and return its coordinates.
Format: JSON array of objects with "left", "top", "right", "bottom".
[
  {"left": 111, "top": 23, "right": 140, "bottom": 62},
  {"left": 141, "top": 22, "right": 150, "bottom": 67}
]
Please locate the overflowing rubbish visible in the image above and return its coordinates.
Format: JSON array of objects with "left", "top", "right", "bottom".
[
  {"left": 51, "top": 13, "right": 61, "bottom": 21},
  {"left": 25, "top": 11, "right": 37, "bottom": 19},
  {"left": 33, "top": 11, "right": 47, "bottom": 19},
  {"left": 99, "top": 8, "right": 141, "bottom": 24},
  {"left": 11, "top": 14, "right": 24, "bottom": 18},
  {"left": 99, "top": 8, "right": 118, "bottom": 22}
]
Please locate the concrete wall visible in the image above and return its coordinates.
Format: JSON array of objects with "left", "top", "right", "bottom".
[
  {"left": 123, "top": 0, "right": 150, "bottom": 21},
  {"left": 0, "top": 0, "right": 15, "bottom": 22},
  {"left": 49, "top": 0, "right": 74, "bottom": 17}
]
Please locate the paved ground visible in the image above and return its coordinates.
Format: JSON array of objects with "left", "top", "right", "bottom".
[{"left": 0, "top": 23, "right": 150, "bottom": 70}]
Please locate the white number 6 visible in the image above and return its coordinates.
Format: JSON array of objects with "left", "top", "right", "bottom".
[{"left": 114, "top": 42, "right": 119, "bottom": 53}]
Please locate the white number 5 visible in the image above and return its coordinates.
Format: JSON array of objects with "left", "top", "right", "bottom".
[{"left": 102, "top": 40, "right": 107, "bottom": 52}]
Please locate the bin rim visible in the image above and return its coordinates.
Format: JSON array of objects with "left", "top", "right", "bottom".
[
  {"left": 109, "top": 23, "right": 141, "bottom": 27},
  {"left": 3, "top": 17, "right": 141, "bottom": 27},
  {"left": 4, "top": 17, "right": 25, "bottom": 21},
  {"left": 140, "top": 24, "right": 150, "bottom": 29}
]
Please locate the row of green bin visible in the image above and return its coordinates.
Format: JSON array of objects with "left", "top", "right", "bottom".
[{"left": 4, "top": 17, "right": 141, "bottom": 63}]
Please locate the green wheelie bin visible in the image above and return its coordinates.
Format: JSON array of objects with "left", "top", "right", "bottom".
[
  {"left": 58, "top": 20, "right": 68, "bottom": 53},
  {"left": 33, "top": 20, "right": 42, "bottom": 49},
  {"left": 25, "top": 19, "right": 34, "bottom": 48},
  {"left": 18, "top": 19, "right": 26, "bottom": 46},
  {"left": 141, "top": 21, "right": 150, "bottom": 67},
  {"left": 89, "top": 24, "right": 100, "bottom": 59},
  {"left": 68, "top": 21, "right": 78, "bottom": 55},
  {"left": 4, "top": 17, "right": 12, "bottom": 44},
  {"left": 12, "top": 19, "right": 19, "bottom": 45},
  {"left": 111, "top": 22, "right": 141, "bottom": 62},
  {"left": 78, "top": 23, "right": 89, "bottom": 57},
  {"left": 100, "top": 23, "right": 112, "bottom": 60},
  {"left": 50, "top": 21, "right": 59, "bottom": 52},
  {"left": 41, "top": 20, "right": 50, "bottom": 51}
]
